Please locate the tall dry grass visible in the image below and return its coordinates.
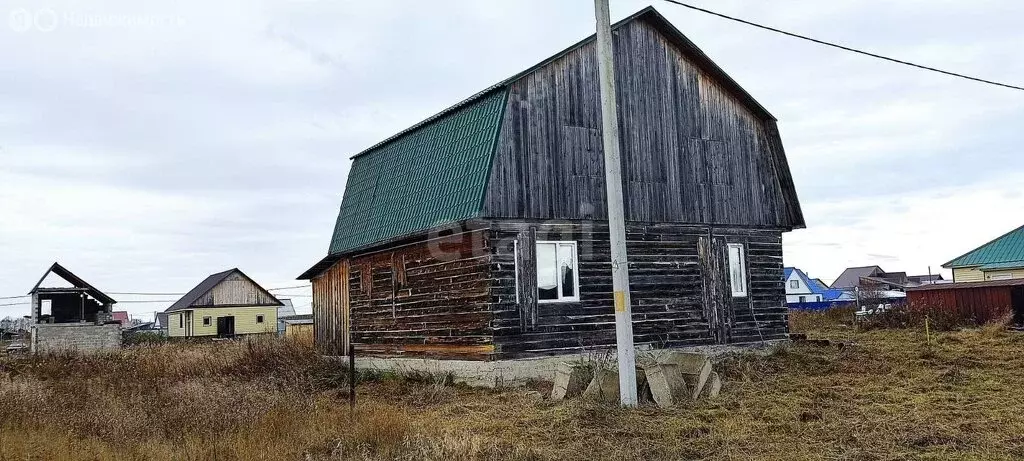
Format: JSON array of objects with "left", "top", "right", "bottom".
[
  {"left": 0, "top": 338, "right": 534, "bottom": 460},
  {"left": 6, "top": 327, "right": 1024, "bottom": 460}
]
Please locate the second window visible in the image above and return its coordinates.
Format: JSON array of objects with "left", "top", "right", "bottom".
[{"left": 536, "top": 241, "right": 579, "bottom": 302}]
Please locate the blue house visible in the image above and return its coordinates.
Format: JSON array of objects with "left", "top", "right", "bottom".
[{"left": 784, "top": 267, "right": 854, "bottom": 309}]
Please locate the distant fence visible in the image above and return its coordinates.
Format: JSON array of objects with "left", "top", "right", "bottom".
[{"left": 788, "top": 301, "right": 857, "bottom": 311}]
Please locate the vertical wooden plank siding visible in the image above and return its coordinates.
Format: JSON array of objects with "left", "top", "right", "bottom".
[
  {"left": 196, "top": 272, "right": 280, "bottom": 307},
  {"left": 311, "top": 259, "right": 349, "bottom": 355},
  {"left": 482, "top": 19, "right": 802, "bottom": 229},
  {"left": 488, "top": 220, "right": 788, "bottom": 359}
]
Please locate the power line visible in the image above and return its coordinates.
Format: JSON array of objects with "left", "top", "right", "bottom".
[
  {"left": 268, "top": 285, "right": 311, "bottom": 291},
  {"left": 661, "top": 0, "right": 1024, "bottom": 92},
  {"left": 0, "top": 302, "right": 29, "bottom": 307},
  {"left": 0, "top": 284, "right": 311, "bottom": 300},
  {"left": 108, "top": 292, "right": 185, "bottom": 296},
  {"left": 116, "top": 300, "right": 179, "bottom": 304}
]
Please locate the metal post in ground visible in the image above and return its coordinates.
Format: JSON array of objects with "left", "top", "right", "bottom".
[
  {"left": 349, "top": 345, "right": 356, "bottom": 412},
  {"left": 593, "top": 0, "right": 638, "bottom": 407}
]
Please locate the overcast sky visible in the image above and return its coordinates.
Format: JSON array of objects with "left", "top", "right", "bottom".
[{"left": 2, "top": 0, "right": 1022, "bottom": 320}]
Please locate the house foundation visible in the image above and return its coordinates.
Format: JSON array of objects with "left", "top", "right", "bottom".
[
  {"left": 351, "top": 340, "right": 786, "bottom": 388},
  {"left": 31, "top": 323, "right": 122, "bottom": 354}
]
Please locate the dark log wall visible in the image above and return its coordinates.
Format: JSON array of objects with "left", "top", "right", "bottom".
[
  {"left": 311, "top": 228, "right": 496, "bottom": 359},
  {"left": 488, "top": 220, "right": 788, "bottom": 359},
  {"left": 483, "top": 18, "right": 803, "bottom": 228}
]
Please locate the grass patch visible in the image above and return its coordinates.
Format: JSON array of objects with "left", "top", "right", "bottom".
[{"left": 4, "top": 329, "right": 1024, "bottom": 459}]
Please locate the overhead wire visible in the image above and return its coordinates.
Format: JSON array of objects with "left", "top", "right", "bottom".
[{"left": 661, "top": 0, "right": 1024, "bottom": 92}]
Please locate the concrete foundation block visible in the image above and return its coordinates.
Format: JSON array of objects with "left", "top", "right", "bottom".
[
  {"left": 582, "top": 367, "right": 620, "bottom": 403},
  {"left": 701, "top": 371, "right": 722, "bottom": 399},
  {"left": 550, "top": 362, "right": 591, "bottom": 401},
  {"left": 582, "top": 366, "right": 652, "bottom": 404},
  {"left": 643, "top": 362, "right": 690, "bottom": 408},
  {"left": 658, "top": 351, "right": 712, "bottom": 398}
]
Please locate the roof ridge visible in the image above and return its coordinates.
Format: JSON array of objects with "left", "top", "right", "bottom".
[{"left": 348, "top": 6, "right": 773, "bottom": 162}]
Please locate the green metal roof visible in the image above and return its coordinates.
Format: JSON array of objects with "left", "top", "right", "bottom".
[
  {"left": 327, "top": 89, "right": 507, "bottom": 255},
  {"left": 979, "top": 261, "right": 1024, "bottom": 271},
  {"left": 943, "top": 224, "right": 1024, "bottom": 268}
]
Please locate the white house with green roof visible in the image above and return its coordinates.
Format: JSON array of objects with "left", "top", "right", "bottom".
[{"left": 943, "top": 224, "right": 1024, "bottom": 283}]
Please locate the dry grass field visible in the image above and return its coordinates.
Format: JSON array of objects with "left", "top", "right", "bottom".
[{"left": 3, "top": 313, "right": 1024, "bottom": 460}]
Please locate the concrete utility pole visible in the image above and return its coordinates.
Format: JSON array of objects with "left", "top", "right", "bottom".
[{"left": 593, "top": 0, "right": 638, "bottom": 407}]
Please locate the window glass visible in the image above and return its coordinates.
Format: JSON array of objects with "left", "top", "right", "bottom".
[
  {"left": 256, "top": 315, "right": 265, "bottom": 324},
  {"left": 559, "top": 243, "right": 576, "bottom": 298},
  {"left": 536, "top": 241, "right": 579, "bottom": 302},
  {"left": 728, "top": 244, "right": 746, "bottom": 297},
  {"left": 790, "top": 280, "right": 799, "bottom": 289},
  {"left": 537, "top": 243, "right": 558, "bottom": 300}
]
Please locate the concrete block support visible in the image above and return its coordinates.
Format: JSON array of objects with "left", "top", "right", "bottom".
[
  {"left": 644, "top": 362, "right": 690, "bottom": 408},
  {"left": 582, "top": 367, "right": 620, "bottom": 403},
  {"left": 551, "top": 363, "right": 591, "bottom": 401}
]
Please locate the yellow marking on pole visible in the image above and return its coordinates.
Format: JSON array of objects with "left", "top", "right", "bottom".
[{"left": 614, "top": 291, "right": 626, "bottom": 313}]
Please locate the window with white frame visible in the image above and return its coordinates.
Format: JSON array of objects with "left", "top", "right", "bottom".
[
  {"left": 727, "top": 243, "right": 747, "bottom": 297},
  {"left": 790, "top": 279, "right": 800, "bottom": 289},
  {"left": 989, "top": 273, "right": 1013, "bottom": 281},
  {"left": 536, "top": 241, "right": 579, "bottom": 302}
]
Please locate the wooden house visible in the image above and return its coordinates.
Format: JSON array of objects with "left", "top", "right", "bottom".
[
  {"left": 164, "top": 269, "right": 283, "bottom": 338},
  {"left": 943, "top": 224, "right": 1024, "bottom": 282},
  {"left": 299, "top": 7, "right": 805, "bottom": 360}
]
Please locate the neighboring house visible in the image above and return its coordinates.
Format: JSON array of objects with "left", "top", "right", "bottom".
[
  {"left": 784, "top": 267, "right": 854, "bottom": 305},
  {"left": 831, "top": 266, "right": 909, "bottom": 290},
  {"left": 27, "top": 262, "right": 122, "bottom": 353},
  {"left": 830, "top": 265, "right": 909, "bottom": 300},
  {"left": 299, "top": 7, "right": 805, "bottom": 359},
  {"left": 943, "top": 224, "right": 1024, "bottom": 282},
  {"left": 907, "top": 274, "right": 947, "bottom": 286},
  {"left": 784, "top": 268, "right": 822, "bottom": 303},
  {"left": 163, "top": 269, "right": 283, "bottom": 338},
  {"left": 111, "top": 311, "right": 130, "bottom": 326}
]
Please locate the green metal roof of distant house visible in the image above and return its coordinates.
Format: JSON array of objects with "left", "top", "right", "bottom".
[
  {"left": 978, "top": 261, "right": 1024, "bottom": 271},
  {"left": 327, "top": 89, "right": 507, "bottom": 255},
  {"left": 943, "top": 224, "right": 1024, "bottom": 268}
]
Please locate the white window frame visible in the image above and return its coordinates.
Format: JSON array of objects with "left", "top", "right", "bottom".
[
  {"left": 790, "top": 279, "right": 800, "bottom": 289},
  {"left": 513, "top": 240, "right": 519, "bottom": 304},
  {"left": 202, "top": 316, "right": 212, "bottom": 326},
  {"left": 727, "top": 243, "right": 747, "bottom": 297},
  {"left": 536, "top": 241, "right": 581, "bottom": 303}
]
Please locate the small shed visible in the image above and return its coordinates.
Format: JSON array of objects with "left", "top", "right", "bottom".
[
  {"left": 906, "top": 279, "right": 1024, "bottom": 325},
  {"left": 280, "top": 314, "right": 314, "bottom": 344}
]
